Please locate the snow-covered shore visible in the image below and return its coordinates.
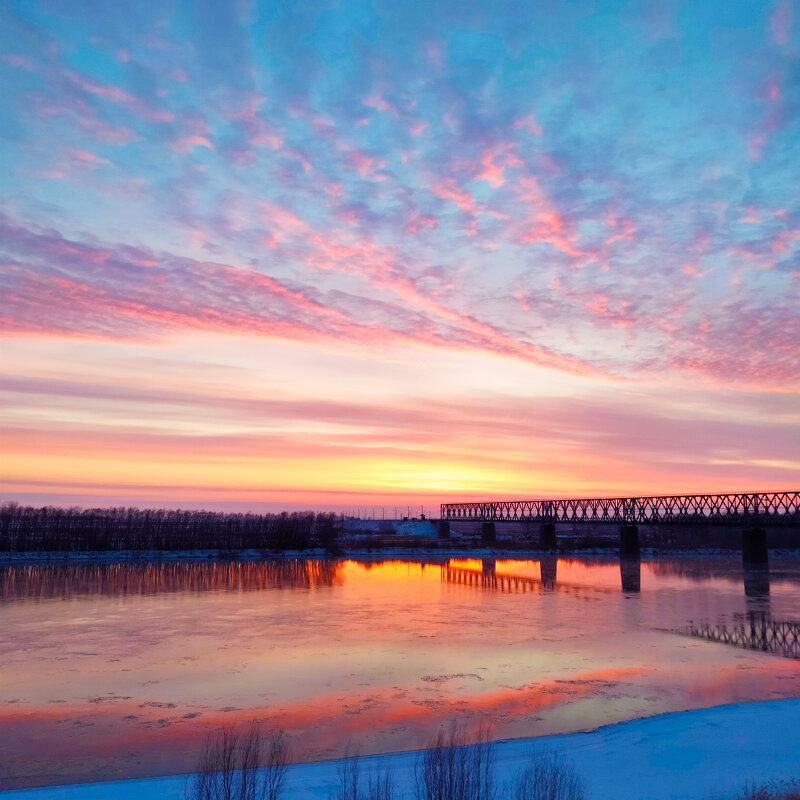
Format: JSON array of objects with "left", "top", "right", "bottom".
[{"left": 4, "top": 699, "right": 800, "bottom": 799}]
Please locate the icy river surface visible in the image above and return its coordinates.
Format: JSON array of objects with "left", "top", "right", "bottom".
[{"left": 2, "top": 555, "right": 799, "bottom": 789}]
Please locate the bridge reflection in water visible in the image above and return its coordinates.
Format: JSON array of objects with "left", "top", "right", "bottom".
[
  {"left": 440, "top": 558, "right": 627, "bottom": 597},
  {"left": 442, "top": 558, "right": 784, "bottom": 600},
  {"left": 680, "top": 613, "right": 800, "bottom": 660}
]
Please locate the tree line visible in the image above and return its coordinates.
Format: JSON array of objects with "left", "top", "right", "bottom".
[{"left": 0, "top": 503, "right": 341, "bottom": 553}]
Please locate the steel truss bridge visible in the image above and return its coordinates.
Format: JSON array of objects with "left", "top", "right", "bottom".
[
  {"left": 441, "top": 490, "right": 800, "bottom": 526},
  {"left": 681, "top": 613, "right": 800, "bottom": 659}
]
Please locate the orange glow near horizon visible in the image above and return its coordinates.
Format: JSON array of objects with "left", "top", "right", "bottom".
[
  {"left": 1, "top": 0, "right": 800, "bottom": 512},
  {"left": 1, "top": 334, "right": 799, "bottom": 512}
]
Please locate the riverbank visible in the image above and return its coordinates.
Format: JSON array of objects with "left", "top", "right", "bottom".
[{"left": 3, "top": 699, "right": 800, "bottom": 799}]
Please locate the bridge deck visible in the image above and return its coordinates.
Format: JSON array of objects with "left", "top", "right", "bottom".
[{"left": 441, "top": 491, "right": 800, "bottom": 526}]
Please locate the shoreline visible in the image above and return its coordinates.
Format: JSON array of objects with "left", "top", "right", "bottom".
[{"left": 3, "top": 698, "right": 800, "bottom": 799}]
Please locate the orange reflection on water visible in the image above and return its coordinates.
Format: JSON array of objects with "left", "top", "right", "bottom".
[{"left": 2, "top": 556, "right": 800, "bottom": 790}]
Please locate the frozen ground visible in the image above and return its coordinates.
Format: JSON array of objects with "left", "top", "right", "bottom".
[{"left": 3, "top": 699, "right": 800, "bottom": 800}]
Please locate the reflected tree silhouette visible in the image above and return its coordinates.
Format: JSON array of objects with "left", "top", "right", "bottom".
[{"left": 0, "top": 559, "right": 344, "bottom": 602}]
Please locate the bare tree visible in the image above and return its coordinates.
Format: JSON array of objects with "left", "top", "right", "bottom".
[
  {"left": 188, "top": 722, "right": 289, "bottom": 800},
  {"left": 513, "top": 750, "right": 586, "bottom": 800},
  {"left": 331, "top": 747, "right": 394, "bottom": 800},
  {"left": 415, "top": 720, "right": 495, "bottom": 800},
  {"left": 333, "top": 745, "right": 361, "bottom": 800},
  {"left": 261, "top": 729, "right": 290, "bottom": 800},
  {"left": 363, "top": 765, "right": 395, "bottom": 800},
  {"left": 725, "top": 779, "right": 800, "bottom": 800},
  {"left": 0, "top": 502, "right": 340, "bottom": 554}
]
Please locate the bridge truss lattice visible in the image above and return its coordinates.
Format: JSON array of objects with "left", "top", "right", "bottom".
[{"left": 441, "top": 491, "right": 800, "bottom": 526}]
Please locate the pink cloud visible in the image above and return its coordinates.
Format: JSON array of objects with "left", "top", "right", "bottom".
[
  {"left": 516, "top": 177, "right": 585, "bottom": 258},
  {"left": 293, "top": 225, "right": 603, "bottom": 377},
  {"left": 171, "top": 114, "right": 213, "bottom": 152},
  {"left": 310, "top": 112, "right": 337, "bottom": 136},
  {"left": 605, "top": 216, "right": 635, "bottom": 246},
  {"left": 424, "top": 42, "right": 444, "bottom": 69},
  {"left": 475, "top": 142, "right": 522, "bottom": 188},
  {"left": 432, "top": 179, "right": 477, "bottom": 213},
  {"left": 1, "top": 213, "right": 600, "bottom": 378},
  {"left": 2, "top": 54, "right": 37, "bottom": 71},
  {"left": 407, "top": 213, "right": 437, "bottom": 234},
  {"left": 748, "top": 134, "right": 767, "bottom": 161},
  {"left": 363, "top": 93, "right": 398, "bottom": 116},
  {"left": 228, "top": 98, "right": 284, "bottom": 150},
  {"left": 740, "top": 206, "right": 759, "bottom": 223},
  {"left": 325, "top": 181, "right": 344, "bottom": 198},
  {"left": 65, "top": 69, "right": 176, "bottom": 124},
  {"left": 348, "top": 149, "right": 387, "bottom": 179},
  {"left": 748, "top": 75, "right": 785, "bottom": 160},
  {"left": 514, "top": 115, "right": 543, "bottom": 136},
  {"left": 772, "top": 229, "right": 800, "bottom": 253},
  {"left": 260, "top": 202, "right": 308, "bottom": 247},
  {"left": 30, "top": 168, "right": 68, "bottom": 180},
  {"left": 770, "top": 0, "right": 793, "bottom": 45},
  {"left": 765, "top": 77, "right": 782, "bottom": 102},
  {"left": 68, "top": 148, "right": 112, "bottom": 167},
  {"left": 29, "top": 95, "right": 138, "bottom": 146}
]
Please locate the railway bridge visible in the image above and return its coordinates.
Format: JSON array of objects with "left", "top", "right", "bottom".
[{"left": 440, "top": 490, "right": 800, "bottom": 564}]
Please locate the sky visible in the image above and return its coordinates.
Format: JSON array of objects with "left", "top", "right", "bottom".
[{"left": 0, "top": 0, "right": 799, "bottom": 513}]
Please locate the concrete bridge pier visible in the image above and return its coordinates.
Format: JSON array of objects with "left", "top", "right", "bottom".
[
  {"left": 437, "top": 520, "right": 450, "bottom": 540},
  {"left": 619, "top": 524, "right": 640, "bottom": 556},
  {"left": 481, "top": 521, "right": 496, "bottom": 545},
  {"left": 620, "top": 556, "right": 641, "bottom": 593},
  {"left": 540, "top": 555, "right": 557, "bottom": 589},
  {"left": 742, "top": 527, "right": 768, "bottom": 567},
  {"left": 539, "top": 522, "right": 557, "bottom": 550},
  {"left": 482, "top": 558, "right": 496, "bottom": 575}
]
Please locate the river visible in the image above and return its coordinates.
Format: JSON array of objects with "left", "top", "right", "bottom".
[{"left": 1, "top": 555, "right": 798, "bottom": 790}]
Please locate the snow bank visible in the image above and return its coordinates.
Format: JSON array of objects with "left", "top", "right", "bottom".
[{"left": 4, "top": 699, "right": 800, "bottom": 800}]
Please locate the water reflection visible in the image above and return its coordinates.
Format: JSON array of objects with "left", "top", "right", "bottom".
[
  {"left": 3, "top": 555, "right": 800, "bottom": 791},
  {"left": 440, "top": 559, "right": 609, "bottom": 597},
  {"left": 3, "top": 557, "right": 790, "bottom": 603},
  {"left": 744, "top": 567, "right": 771, "bottom": 598},
  {"left": 540, "top": 556, "right": 557, "bottom": 590},
  {"left": 681, "top": 612, "right": 800, "bottom": 660},
  {"left": 620, "top": 558, "right": 641, "bottom": 594},
  {"left": 651, "top": 559, "right": 768, "bottom": 583},
  {"left": 0, "top": 559, "right": 344, "bottom": 602}
]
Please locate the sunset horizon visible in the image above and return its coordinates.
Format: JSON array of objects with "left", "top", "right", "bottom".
[
  {"left": 2, "top": 1, "right": 799, "bottom": 512},
  {"left": 2, "top": 3, "right": 800, "bottom": 798}
]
